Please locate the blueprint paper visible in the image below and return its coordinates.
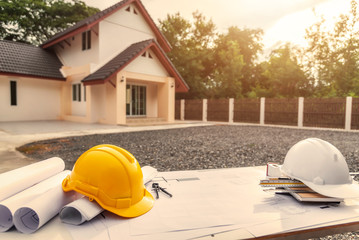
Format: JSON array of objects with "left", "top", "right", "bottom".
[
  {"left": 13, "top": 184, "right": 81, "bottom": 234},
  {"left": 0, "top": 170, "right": 70, "bottom": 232},
  {"left": 0, "top": 157, "right": 65, "bottom": 201},
  {"left": 60, "top": 166, "right": 158, "bottom": 225},
  {"left": 141, "top": 166, "right": 158, "bottom": 185}
]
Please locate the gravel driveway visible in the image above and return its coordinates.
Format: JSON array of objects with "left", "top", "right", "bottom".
[{"left": 17, "top": 125, "right": 359, "bottom": 239}]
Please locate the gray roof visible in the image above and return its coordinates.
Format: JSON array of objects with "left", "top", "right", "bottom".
[
  {"left": 0, "top": 40, "right": 65, "bottom": 80},
  {"left": 83, "top": 39, "right": 153, "bottom": 82}
]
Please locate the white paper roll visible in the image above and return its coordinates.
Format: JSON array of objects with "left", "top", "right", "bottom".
[
  {"left": 0, "top": 157, "right": 65, "bottom": 201},
  {"left": 59, "top": 197, "right": 103, "bottom": 225},
  {"left": 13, "top": 185, "right": 81, "bottom": 234},
  {"left": 0, "top": 170, "right": 70, "bottom": 232}
]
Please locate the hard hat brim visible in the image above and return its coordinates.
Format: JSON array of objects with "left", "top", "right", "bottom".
[
  {"left": 104, "top": 188, "right": 155, "bottom": 218},
  {"left": 300, "top": 179, "right": 359, "bottom": 199}
]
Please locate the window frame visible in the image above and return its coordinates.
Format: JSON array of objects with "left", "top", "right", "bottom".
[
  {"left": 72, "top": 83, "right": 82, "bottom": 102},
  {"left": 10, "top": 80, "right": 17, "bottom": 106},
  {"left": 82, "top": 30, "right": 91, "bottom": 51}
]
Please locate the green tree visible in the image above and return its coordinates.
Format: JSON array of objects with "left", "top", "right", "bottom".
[
  {"left": 215, "top": 27, "right": 263, "bottom": 95},
  {"left": 159, "top": 13, "right": 265, "bottom": 99},
  {"left": 212, "top": 39, "right": 245, "bottom": 98},
  {"left": 261, "top": 44, "right": 312, "bottom": 97},
  {"left": 305, "top": 0, "right": 359, "bottom": 96},
  {"left": 159, "top": 12, "right": 216, "bottom": 99},
  {"left": 0, "top": 0, "right": 99, "bottom": 45}
]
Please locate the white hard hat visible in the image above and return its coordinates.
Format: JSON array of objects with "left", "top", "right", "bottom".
[{"left": 281, "top": 138, "right": 359, "bottom": 199}]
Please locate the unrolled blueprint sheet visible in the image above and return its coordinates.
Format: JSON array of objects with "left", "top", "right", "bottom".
[
  {"left": 65, "top": 167, "right": 285, "bottom": 239},
  {"left": 64, "top": 167, "right": 359, "bottom": 240},
  {"left": 5, "top": 166, "right": 359, "bottom": 239}
]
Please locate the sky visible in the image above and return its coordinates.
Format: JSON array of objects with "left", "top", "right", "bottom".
[{"left": 83, "top": 0, "right": 353, "bottom": 52}]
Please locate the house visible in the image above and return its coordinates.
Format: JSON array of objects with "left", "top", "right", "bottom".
[{"left": 0, "top": 0, "right": 188, "bottom": 125}]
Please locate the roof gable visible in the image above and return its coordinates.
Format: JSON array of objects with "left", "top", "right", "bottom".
[
  {"left": 82, "top": 39, "right": 189, "bottom": 93},
  {"left": 41, "top": 0, "right": 171, "bottom": 52},
  {"left": 0, "top": 40, "right": 65, "bottom": 80}
]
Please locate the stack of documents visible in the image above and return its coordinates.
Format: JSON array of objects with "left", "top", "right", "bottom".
[{"left": 260, "top": 163, "right": 342, "bottom": 203}]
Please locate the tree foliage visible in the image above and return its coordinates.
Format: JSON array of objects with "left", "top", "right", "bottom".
[
  {"left": 159, "top": 13, "right": 263, "bottom": 99},
  {"left": 262, "top": 44, "right": 313, "bottom": 97},
  {"left": 0, "top": 0, "right": 99, "bottom": 45},
  {"left": 159, "top": 12, "right": 216, "bottom": 99},
  {"left": 304, "top": 0, "right": 359, "bottom": 97}
]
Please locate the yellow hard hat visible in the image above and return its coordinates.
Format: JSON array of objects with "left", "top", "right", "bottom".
[{"left": 62, "top": 144, "right": 154, "bottom": 218}]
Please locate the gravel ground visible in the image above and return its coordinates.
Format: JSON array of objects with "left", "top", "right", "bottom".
[{"left": 17, "top": 125, "right": 359, "bottom": 239}]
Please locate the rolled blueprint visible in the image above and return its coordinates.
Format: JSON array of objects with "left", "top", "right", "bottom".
[
  {"left": 59, "top": 197, "right": 103, "bottom": 225},
  {"left": 13, "top": 184, "right": 81, "bottom": 234},
  {"left": 0, "top": 157, "right": 65, "bottom": 201},
  {"left": 0, "top": 170, "right": 70, "bottom": 232},
  {"left": 60, "top": 165, "right": 158, "bottom": 225}
]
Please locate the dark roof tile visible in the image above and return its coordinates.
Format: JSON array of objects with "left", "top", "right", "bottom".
[{"left": 0, "top": 41, "right": 64, "bottom": 80}]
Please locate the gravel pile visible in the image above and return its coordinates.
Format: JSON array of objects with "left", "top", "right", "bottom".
[{"left": 17, "top": 125, "right": 359, "bottom": 239}]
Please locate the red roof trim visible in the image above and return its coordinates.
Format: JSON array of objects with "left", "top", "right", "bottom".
[
  {"left": 149, "top": 44, "right": 188, "bottom": 92},
  {"left": 83, "top": 79, "right": 105, "bottom": 86},
  {"left": 42, "top": 0, "right": 171, "bottom": 52},
  {"left": 0, "top": 72, "right": 66, "bottom": 81},
  {"left": 133, "top": 1, "right": 171, "bottom": 52},
  {"left": 41, "top": 25, "right": 91, "bottom": 49}
]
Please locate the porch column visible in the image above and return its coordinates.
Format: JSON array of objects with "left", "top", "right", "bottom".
[
  {"left": 158, "top": 78, "right": 175, "bottom": 122},
  {"left": 116, "top": 73, "right": 127, "bottom": 125}
]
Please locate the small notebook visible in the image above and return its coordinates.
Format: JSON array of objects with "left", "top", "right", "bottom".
[{"left": 288, "top": 188, "right": 342, "bottom": 203}]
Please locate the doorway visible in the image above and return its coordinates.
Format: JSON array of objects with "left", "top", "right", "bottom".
[{"left": 126, "top": 85, "right": 146, "bottom": 116}]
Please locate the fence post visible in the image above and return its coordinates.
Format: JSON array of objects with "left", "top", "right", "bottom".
[
  {"left": 298, "top": 97, "right": 304, "bottom": 128},
  {"left": 229, "top": 98, "right": 234, "bottom": 123},
  {"left": 180, "top": 99, "right": 185, "bottom": 121},
  {"left": 345, "top": 96, "right": 353, "bottom": 131},
  {"left": 203, "top": 99, "right": 207, "bottom": 122},
  {"left": 260, "top": 97, "right": 265, "bottom": 125}
]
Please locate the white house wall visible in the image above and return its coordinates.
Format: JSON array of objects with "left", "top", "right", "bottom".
[
  {"left": 55, "top": 25, "right": 100, "bottom": 67},
  {"left": 98, "top": 3, "right": 156, "bottom": 68},
  {"left": 0, "top": 77, "right": 62, "bottom": 122},
  {"left": 71, "top": 81, "right": 87, "bottom": 117},
  {"left": 124, "top": 49, "right": 169, "bottom": 77}
]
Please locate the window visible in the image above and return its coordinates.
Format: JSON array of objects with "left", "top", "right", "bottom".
[
  {"left": 82, "top": 30, "right": 91, "bottom": 51},
  {"left": 84, "top": 86, "right": 86, "bottom": 102},
  {"left": 10, "top": 81, "right": 17, "bottom": 106},
  {"left": 72, "top": 83, "right": 81, "bottom": 102}
]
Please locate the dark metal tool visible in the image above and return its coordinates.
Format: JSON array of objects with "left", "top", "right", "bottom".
[{"left": 152, "top": 183, "right": 172, "bottom": 199}]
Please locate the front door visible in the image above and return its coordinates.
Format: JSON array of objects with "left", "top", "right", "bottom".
[{"left": 126, "top": 85, "right": 146, "bottom": 116}]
